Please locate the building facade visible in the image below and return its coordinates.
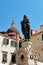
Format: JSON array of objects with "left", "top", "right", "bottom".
[
  {"left": 31, "top": 25, "right": 43, "bottom": 62},
  {"left": 0, "top": 33, "right": 17, "bottom": 65}
]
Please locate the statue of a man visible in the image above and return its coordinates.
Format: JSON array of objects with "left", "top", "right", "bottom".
[{"left": 21, "top": 15, "right": 30, "bottom": 41}]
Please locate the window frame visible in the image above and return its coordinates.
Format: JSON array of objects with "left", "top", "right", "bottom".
[
  {"left": 2, "top": 52, "right": 7, "bottom": 63},
  {"left": 11, "top": 41, "right": 17, "bottom": 47},
  {"left": 11, "top": 53, "right": 16, "bottom": 64},
  {"left": 3, "top": 38, "right": 9, "bottom": 45},
  {"left": 42, "top": 34, "right": 43, "bottom": 41}
]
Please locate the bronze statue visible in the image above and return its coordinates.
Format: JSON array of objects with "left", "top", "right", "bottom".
[{"left": 21, "top": 15, "right": 30, "bottom": 41}]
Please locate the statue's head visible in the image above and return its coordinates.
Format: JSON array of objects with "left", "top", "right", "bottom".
[{"left": 24, "top": 15, "right": 27, "bottom": 19}]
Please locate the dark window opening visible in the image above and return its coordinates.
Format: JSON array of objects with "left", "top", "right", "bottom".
[
  {"left": 11, "top": 41, "right": 17, "bottom": 47},
  {"left": 11, "top": 54, "right": 16, "bottom": 63},
  {"left": 42, "top": 34, "right": 43, "bottom": 41},
  {"left": 3, "top": 38, "right": 9, "bottom": 45},
  {"left": 2, "top": 53, "right": 7, "bottom": 62},
  {"left": 19, "top": 42, "right": 22, "bottom": 48}
]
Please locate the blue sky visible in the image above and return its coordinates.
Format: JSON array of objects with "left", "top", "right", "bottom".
[{"left": 0, "top": 0, "right": 43, "bottom": 36}]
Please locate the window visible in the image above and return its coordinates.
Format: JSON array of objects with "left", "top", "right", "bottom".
[
  {"left": 11, "top": 54, "right": 16, "bottom": 63},
  {"left": 11, "top": 41, "right": 17, "bottom": 47},
  {"left": 2, "top": 53, "right": 7, "bottom": 62},
  {"left": 42, "top": 34, "right": 43, "bottom": 41},
  {"left": 3, "top": 38, "right": 9, "bottom": 45},
  {"left": 19, "top": 42, "right": 22, "bottom": 48}
]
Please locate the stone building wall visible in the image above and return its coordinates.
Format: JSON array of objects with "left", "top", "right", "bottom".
[{"left": 31, "top": 31, "right": 43, "bottom": 62}]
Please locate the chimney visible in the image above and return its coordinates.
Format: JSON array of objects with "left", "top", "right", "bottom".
[{"left": 40, "top": 25, "right": 43, "bottom": 31}]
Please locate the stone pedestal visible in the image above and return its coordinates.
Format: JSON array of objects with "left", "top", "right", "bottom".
[{"left": 17, "top": 41, "right": 37, "bottom": 65}]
